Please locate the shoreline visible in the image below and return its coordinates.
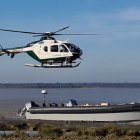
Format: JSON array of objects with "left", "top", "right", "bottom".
[{"left": 1, "top": 83, "right": 140, "bottom": 89}]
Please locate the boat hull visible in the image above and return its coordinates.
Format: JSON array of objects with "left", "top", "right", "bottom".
[{"left": 25, "top": 111, "right": 140, "bottom": 121}]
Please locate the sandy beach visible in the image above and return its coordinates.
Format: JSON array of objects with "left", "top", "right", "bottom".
[{"left": 0, "top": 100, "right": 26, "bottom": 117}]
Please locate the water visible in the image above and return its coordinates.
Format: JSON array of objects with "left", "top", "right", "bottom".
[
  {"left": 0, "top": 88, "right": 140, "bottom": 103},
  {"left": 0, "top": 88, "right": 140, "bottom": 102},
  {"left": 0, "top": 88, "right": 140, "bottom": 116}
]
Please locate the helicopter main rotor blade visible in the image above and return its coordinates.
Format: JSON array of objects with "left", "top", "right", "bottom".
[
  {"left": 54, "top": 33, "right": 98, "bottom": 35},
  {"left": 0, "top": 28, "right": 44, "bottom": 35},
  {"left": 0, "top": 26, "right": 70, "bottom": 36},
  {"left": 37, "top": 26, "right": 70, "bottom": 37},
  {"left": 53, "top": 26, "right": 70, "bottom": 34},
  {"left": 0, "top": 27, "right": 98, "bottom": 36},
  {"left": 33, "top": 33, "right": 98, "bottom": 37}
]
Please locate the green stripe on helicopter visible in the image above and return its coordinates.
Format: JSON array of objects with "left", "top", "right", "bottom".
[{"left": 26, "top": 51, "right": 41, "bottom": 62}]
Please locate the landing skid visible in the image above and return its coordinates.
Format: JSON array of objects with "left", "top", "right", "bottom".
[{"left": 25, "top": 62, "right": 81, "bottom": 68}]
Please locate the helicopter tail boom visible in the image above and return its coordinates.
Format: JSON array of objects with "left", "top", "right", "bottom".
[
  {"left": 0, "top": 47, "right": 17, "bottom": 58},
  {"left": 0, "top": 45, "right": 27, "bottom": 58}
]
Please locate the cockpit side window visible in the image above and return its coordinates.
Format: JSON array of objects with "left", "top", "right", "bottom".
[
  {"left": 59, "top": 45, "right": 68, "bottom": 52},
  {"left": 64, "top": 43, "right": 78, "bottom": 52},
  {"left": 44, "top": 46, "right": 48, "bottom": 52},
  {"left": 51, "top": 45, "right": 58, "bottom": 52}
]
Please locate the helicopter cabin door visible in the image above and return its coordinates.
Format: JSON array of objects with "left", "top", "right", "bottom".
[
  {"left": 50, "top": 45, "right": 60, "bottom": 59},
  {"left": 59, "top": 44, "right": 69, "bottom": 58}
]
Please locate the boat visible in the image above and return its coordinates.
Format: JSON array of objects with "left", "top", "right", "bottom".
[{"left": 18, "top": 90, "right": 140, "bottom": 122}]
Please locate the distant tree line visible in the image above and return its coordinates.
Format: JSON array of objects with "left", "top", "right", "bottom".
[{"left": 0, "top": 83, "right": 140, "bottom": 88}]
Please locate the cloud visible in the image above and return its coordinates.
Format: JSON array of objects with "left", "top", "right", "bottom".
[
  {"left": 118, "top": 8, "right": 140, "bottom": 21},
  {"left": 74, "top": 7, "right": 140, "bottom": 35},
  {"left": 79, "top": 7, "right": 140, "bottom": 24}
]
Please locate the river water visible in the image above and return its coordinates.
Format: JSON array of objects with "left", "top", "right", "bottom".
[{"left": 0, "top": 88, "right": 140, "bottom": 116}]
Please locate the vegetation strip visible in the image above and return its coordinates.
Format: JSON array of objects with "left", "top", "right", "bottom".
[{"left": 0, "top": 120, "right": 140, "bottom": 139}]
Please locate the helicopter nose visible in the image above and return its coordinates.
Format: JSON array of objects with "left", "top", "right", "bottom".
[
  {"left": 76, "top": 47, "right": 83, "bottom": 58},
  {"left": 73, "top": 48, "right": 83, "bottom": 59},
  {"left": 79, "top": 48, "right": 83, "bottom": 57}
]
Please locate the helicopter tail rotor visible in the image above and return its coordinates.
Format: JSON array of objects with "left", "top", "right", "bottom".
[
  {"left": 0, "top": 44, "right": 5, "bottom": 56},
  {"left": 0, "top": 44, "right": 16, "bottom": 58},
  {"left": 0, "top": 48, "right": 3, "bottom": 56}
]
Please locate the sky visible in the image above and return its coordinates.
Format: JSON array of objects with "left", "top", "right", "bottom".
[{"left": 1, "top": 0, "right": 140, "bottom": 83}]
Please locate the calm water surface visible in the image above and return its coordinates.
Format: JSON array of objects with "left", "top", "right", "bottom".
[
  {"left": 0, "top": 88, "right": 140, "bottom": 103},
  {"left": 0, "top": 88, "right": 140, "bottom": 116}
]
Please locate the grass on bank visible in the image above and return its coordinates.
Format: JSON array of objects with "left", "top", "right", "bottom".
[{"left": 0, "top": 123, "right": 140, "bottom": 140}]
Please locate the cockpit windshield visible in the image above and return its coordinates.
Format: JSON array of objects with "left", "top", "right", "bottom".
[{"left": 64, "top": 43, "right": 80, "bottom": 52}]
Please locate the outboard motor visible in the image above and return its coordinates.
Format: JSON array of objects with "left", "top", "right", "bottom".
[{"left": 17, "top": 101, "right": 39, "bottom": 116}]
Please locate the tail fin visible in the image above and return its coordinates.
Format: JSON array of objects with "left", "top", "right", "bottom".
[
  {"left": 0, "top": 44, "right": 5, "bottom": 56},
  {"left": 0, "top": 44, "right": 3, "bottom": 56}
]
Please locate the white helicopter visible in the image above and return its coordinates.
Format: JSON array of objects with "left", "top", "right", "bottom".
[{"left": 0, "top": 26, "right": 95, "bottom": 68}]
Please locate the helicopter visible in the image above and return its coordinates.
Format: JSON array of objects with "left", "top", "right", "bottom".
[{"left": 0, "top": 26, "right": 95, "bottom": 68}]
